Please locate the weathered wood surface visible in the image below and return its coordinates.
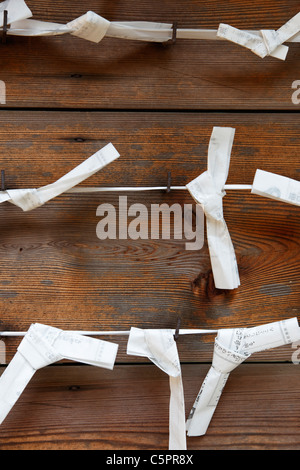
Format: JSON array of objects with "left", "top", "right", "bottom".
[
  {"left": 0, "top": 0, "right": 299, "bottom": 109},
  {"left": 0, "top": 0, "right": 299, "bottom": 451},
  {"left": 0, "top": 112, "right": 298, "bottom": 363},
  {"left": 0, "top": 364, "right": 299, "bottom": 450}
]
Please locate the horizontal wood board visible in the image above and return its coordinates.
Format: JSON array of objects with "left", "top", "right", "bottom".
[
  {"left": 0, "top": 111, "right": 298, "bottom": 363},
  {"left": 0, "top": 0, "right": 299, "bottom": 109},
  {"left": 0, "top": 0, "right": 299, "bottom": 451},
  {"left": 0, "top": 364, "right": 299, "bottom": 450}
]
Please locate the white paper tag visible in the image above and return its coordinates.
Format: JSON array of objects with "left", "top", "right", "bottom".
[
  {"left": 0, "top": 323, "right": 119, "bottom": 426},
  {"left": 217, "top": 13, "right": 300, "bottom": 60},
  {"left": 67, "top": 11, "right": 110, "bottom": 43},
  {"left": 241, "top": 318, "right": 300, "bottom": 354},
  {"left": 127, "top": 328, "right": 186, "bottom": 450},
  {"left": 186, "top": 127, "right": 240, "bottom": 290},
  {"left": 186, "top": 318, "right": 300, "bottom": 436},
  {"left": 0, "top": 0, "right": 32, "bottom": 27},
  {"left": 251, "top": 169, "right": 300, "bottom": 207},
  {"left": 1, "top": 143, "right": 120, "bottom": 211}
]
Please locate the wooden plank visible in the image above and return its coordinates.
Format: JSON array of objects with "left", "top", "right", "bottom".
[
  {"left": 0, "top": 363, "right": 299, "bottom": 450},
  {"left": 0, "top": 0, "right": 299, "bottom": 109},
  {"left": 0, "top": 111, "right": 298, "bottom": 361}
]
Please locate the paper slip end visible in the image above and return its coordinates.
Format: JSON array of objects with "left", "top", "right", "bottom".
[
  {"left": 99, "top": 142, "right": 120, "bottom": 164},
  {"left": 252, "top": 169, "right": 300, "bottom": 206},
  {"left": 103, "top": 341, "right": 119, "bottom": 370}
]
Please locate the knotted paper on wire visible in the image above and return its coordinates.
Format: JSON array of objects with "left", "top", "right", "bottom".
[
  {"left": 0, "top": 323, "right": 119, "bottom": 425},
  {"left": 2, "top": 0, "right": 299, "bottom": 61},
  {"left": 186, "top": 317, "right": 300, "bottom": 436},
  {"left": 0, "top": 143, "right": 119, "bottom": 211},
  {"left": 218, "top": 12, "right": 300, "bottom": 60},
  {"left": 186, "top": 127, "right": 240, "bottom": 290},
  {"left": 127, "top": 327, "right": 186, "bottom": 450},
  {"left": 3, "top": 0, "right": 175, "bottom": 42}
]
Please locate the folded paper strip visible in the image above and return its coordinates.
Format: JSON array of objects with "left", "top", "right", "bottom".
[
  {"left": 252, "top": 169, "right": 300, "bottom": 207},
  {"left": 0, "top": 143, "right": 119, "bottom": 211},
  {"left": 0, "top": 0, "right": 31, "bottom": 26},
  {"left": 186, "top": 127, "right": 240, "bottom": 290},
  {"left": 186, "top": 317, "right": 300, "bottom": 436},
  {"left": 2, "top": 0, "right": 299, "bottom": 61},
  {"left": 0, "top": 323, "right": 119, "bottom": 425},
  {"left": 127, "top": 328, "right": 187, "bottom": 450},
  {"left": 0, "top": 320, "right": 299, "bottom": 442},
  {"left": 217, "top": 12, "right": 300, "bottom": 60}
]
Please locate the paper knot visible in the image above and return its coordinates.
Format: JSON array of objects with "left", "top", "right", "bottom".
[
  {"left": 127, "top": 328, "right": 181, "bottom": 377},
  {"left": 18, "top": 324, "right": 62, "bottom": 370},
  {"left": 186, "top": 127, "right": 240, "bottom": 290},
  {"left": 67, "top": 11, "right": 111, "bottom": 43},
  {"left": 259, "top": 29, "right": 282, "bottom": 56},
  {"left": 193, "top": 172, "right": 225, "bottom": 221},
  {"left": 217, "top": 12, "right": 300, "bottom": 60},
  {"left": 212, "top": 338, "right": 248, "bottom": 374},
  {"left": 6, "top": 188, "right": 43, "bottom": 212},
  {"left": 0, "top": 143, "right": 120, "bottom": 212},
  {"left": 186, "top": 318, "right": 300, "bottom": 437}
]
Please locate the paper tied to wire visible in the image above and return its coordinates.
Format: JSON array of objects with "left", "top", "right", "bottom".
[
  {"left": 0, "top": 143, "right": 119, "bottom": 212},
  {"left": 4, "top": 0, "right": 174, "bottom": 43},
  {"left": 127, "top": 327, "right": 186, "bottom": 450},
  {"left": 68, "top": 12, "right": 174, "bottom": 43},
  {"left": 3, "top": 0, "right": 300, "bottom": 55},
  {"left": 186, "top": 317, "right": 300, "bottom": 437},
  {"left": 217, "top": 12, "right": 300, "bottom": 60},
  {"left": 252, "top": 169, "right": 300, "bottom": 207},
  {"left": 186, "top": 127, "right": 240, "bottom": 290},
  {"left": 0, "top": 323, "right": 119, "bottom": 426}
]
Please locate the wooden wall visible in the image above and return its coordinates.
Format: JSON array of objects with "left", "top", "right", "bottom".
[{"left": 0, "top": 0, "right": 299, "bottom": 450}]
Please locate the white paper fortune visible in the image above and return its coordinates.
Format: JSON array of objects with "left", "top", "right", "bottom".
[
  {"left": 2, "top": 0, "right": 299, "bottom": 59},
  {"left": 0, "top": 0, "right": 31, "bottom": 26},
  {"left": 252, "top": 169, "right": 300, "bottom": 207},
  {"left": 217, "top": 12, "right": 300, "bottom": 60},
  {"left": 127, "top": 328, "right": 186, "bottom": 450},
  {"left": 186, "top": 127, "right": 240, "bottom": 290},
  {"left": 4, "top": 0, "right": 174, "bottom": 42},
  {"left": 0, "top": 323, "right": 119, "bottom": 425},
  {"left": 186, "top": 317, "right": 300, "bottom": 436},
  {"left": 0, "top": 143, "right": 119, "bottom": 211}
]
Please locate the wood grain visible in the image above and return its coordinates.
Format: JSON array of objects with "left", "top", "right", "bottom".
[
  {"left": 0, "top": 0, "right": 299, "bottom": 109},
  {"left": 0, "top": 0, "right": 299, "bottom": 451},
  {"left": 0, "top": 363, "right": 299, "bottom": 450},
  {"left": 0, "top": 111, "right": 298, "bottom": 362}
]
